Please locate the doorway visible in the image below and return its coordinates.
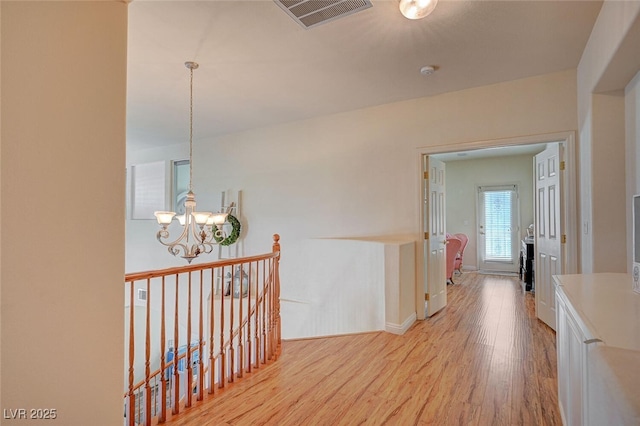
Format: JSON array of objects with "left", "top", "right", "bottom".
[{"left": 415, "top": 132, "right": 578, "bottom": 321}]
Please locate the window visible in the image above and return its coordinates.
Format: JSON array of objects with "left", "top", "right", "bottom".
[
  {"left": 131, "top": 161, "right": 166, "bottom": 219},
  {"left": 478, "top": 185, "right": 518, "bottom": 264},
  {"left": 173, "top": 160, "right": 190, "bottom": 215}
]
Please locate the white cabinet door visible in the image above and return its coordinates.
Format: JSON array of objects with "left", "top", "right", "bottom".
[
  {"left": 557, "top": 289, "right": 584, "bottom": 426},
  {"left": 556, "top": 298, "right": 570, "bottom": 424},
  {"left": 556, "top": 285, "right": 594, "bottom": 426},
  {"left": 566, "top": 312, "right": 585, "bottom": 425}
]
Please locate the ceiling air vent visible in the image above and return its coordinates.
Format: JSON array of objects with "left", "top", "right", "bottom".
[{"left": 274, "top": 0, "right": 372, "bottom": 29}]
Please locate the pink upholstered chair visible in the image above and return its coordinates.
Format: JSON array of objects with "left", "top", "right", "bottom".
[
  {"left": 453, "top": 233, "right": 468, "bottom": 275},
  {"left": 446, "top": 236, "right": 462, "bottom": 284}
]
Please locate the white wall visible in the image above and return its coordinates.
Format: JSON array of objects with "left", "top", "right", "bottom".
[
  {"left": 444, "top": 154, "right": 537, "bottom": 271},
  {"left": 128, "top": 70, "right": 578, "bottom": 338},
  {"left": 1, "top": 3, "right": 127, "bottom": 424},
  {"left": 126, "top": 144, "right": 190, "bottom": 273},
  {"left": 281, "top": 238, "right": 386, "bottom": 338},
  {"left": 384, "top": 240, "right": 416, "bottom": 333}
]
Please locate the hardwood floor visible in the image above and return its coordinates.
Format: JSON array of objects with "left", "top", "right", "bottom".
[{"left": 165, "top": 272, "right": 561, "bottom": 425}]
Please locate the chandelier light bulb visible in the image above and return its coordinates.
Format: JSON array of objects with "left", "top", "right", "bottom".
[
  {"left": 399, "top": 0, "right": 438, "bottom": 20},
  {"left": 154, "top": 211, "right": 176, "bottom": 225},
  {"left": 192, "top": 212, "right": 212, "bottom": 226},
  {"left": 207, "top": 212, "right": 229, "bottom": 227}
]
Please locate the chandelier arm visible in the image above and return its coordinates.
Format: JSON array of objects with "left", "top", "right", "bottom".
[
  {"left": 191, "top": 225, "right": 216, "bottom": 254},
  {"left": 156, "top": 220, "right": 191, "bottom": 249},
  {"left": 184, "top": 243, "right": 201, "bottom": 259},
  {"left": 167, "top": 244, "right": 188, "bottom": 258},
  {"left": 190, "top": 223, "right": 205, "bottom": 244},
  {"left": 157, "top": 236, "right": 189, "bottom": 258},
  {"left": 198, "top": 226, "right": 219, "bottom": 245},
  {"left": 199, "top": 241, "right": 215, "bottom": 255},
  {"left": 156, "top": 223, "right": 220, "bottom": 260}
]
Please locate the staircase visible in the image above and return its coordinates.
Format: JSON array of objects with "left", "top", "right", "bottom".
[{"left": 124, "top": 235, "right": 281, "bottom": 425}]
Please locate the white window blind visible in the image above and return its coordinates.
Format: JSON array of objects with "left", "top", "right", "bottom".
[
  {"left": 481, "top": 186, "right": 516, "bottom": 262},
  {"left": 131, "top": 161, "right": 166, "bottom": 220}
]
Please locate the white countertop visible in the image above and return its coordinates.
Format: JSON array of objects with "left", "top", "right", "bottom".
[{"left": 554, "top": 273, "right": 640, "bottom": 351}]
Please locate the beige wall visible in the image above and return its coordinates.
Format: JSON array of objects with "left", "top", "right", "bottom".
[
  {"left": 577, "top": 1, "right": 640, "bottom": 273},
  {"left": 1, "top": 2, "right": 127, "bottom": 424},
  {"left": 128, "top": 70, "right": 578, "bottom": 335},
  {"left": 626, "top": 71, "right": 640, "bottom": 271},
  {"left": 127, "top": 71, "right": 578, "bottom": 272},
  {"left": 0, "top": 0, "right": 4, "bottom": 408},
  {"left": 124, "top": 2, "right": 640, "bottom": 341},
  {"left": 0, "top": 1, "right": 3, "bottom": 410},
  {"left": 591, "top": 93, "right": 626, "bottom": 272},
  {"left": 0, "top": 0, "right": 636, "bottom": 419}
]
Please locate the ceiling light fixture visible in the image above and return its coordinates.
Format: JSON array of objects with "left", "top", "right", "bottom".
[
  {"left": 420, "top": 65, "right": 436, "bottom": 75},
  {"left": 153, "top": 61, "right": 228, "bottom": 263},
  {"left": 399, "top": 0, "right": 438, "bottom": 20}
]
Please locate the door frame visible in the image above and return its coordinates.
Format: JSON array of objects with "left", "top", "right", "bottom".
[{"left": 416, "top": 131, "right": 578, "bottom": 320}]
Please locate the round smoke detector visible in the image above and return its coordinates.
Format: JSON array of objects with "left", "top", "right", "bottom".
[{"left": 420, "top": 65, "right": 436, "bottom": 76}]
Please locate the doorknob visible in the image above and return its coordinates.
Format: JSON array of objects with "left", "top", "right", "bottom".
[{"left": 479, "top": 232, "right": 485, "bottom": 235}]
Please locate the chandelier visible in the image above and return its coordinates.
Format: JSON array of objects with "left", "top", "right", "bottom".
[{"left": 153, "top": 61, "right": 227, "bottom": 263}]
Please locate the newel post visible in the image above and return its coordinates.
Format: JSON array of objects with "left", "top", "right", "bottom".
[{"left": 272, "top": 234, "right": 282, "bottom": 357}]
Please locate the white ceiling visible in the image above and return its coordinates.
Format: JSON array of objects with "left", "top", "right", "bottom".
[{"left": 127, "top": 0, "right": 603, "bottom": 151}]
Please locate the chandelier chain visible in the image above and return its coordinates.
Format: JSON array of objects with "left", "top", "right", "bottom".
[{"left": 189, "top": 66, "right": 194, "bottom": 193}]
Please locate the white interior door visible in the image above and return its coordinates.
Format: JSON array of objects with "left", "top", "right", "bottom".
[
  {"left": 535, "top": 143, "right": 564, "bottom": 331},
  {"left": 477, "top": 185, "right": 520, "bottom": 273},
  {"left": 423, "top": 156, "right": 447, "bottom": 317}
]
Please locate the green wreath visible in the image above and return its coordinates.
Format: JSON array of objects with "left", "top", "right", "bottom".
[{"left": 213, "top": 214, "right": 241, "bottom": 246}]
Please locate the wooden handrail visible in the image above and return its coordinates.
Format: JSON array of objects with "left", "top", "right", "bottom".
[
  {"left": 124, "top": 251, "right": 280, "bottom": 282},
  {"left": 124, "top": 234, "right": 281, "bottom": 425}
]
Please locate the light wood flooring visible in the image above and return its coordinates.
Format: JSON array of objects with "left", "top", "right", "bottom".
[{"left": 165, "top": 272, "right": 561, "bottom": 425}]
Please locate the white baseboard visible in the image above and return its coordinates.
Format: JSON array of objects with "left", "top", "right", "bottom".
[{"left": 385, "top": 312, "right": 417, "bottom": 335}]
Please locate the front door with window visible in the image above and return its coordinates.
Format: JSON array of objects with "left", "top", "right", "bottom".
[{"left": 477, "top": 185, "right": 520, "bottom": 273}]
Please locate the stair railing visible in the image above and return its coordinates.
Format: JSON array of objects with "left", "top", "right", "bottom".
[{"left": 124, "top": 234, "right": 281, "bottom": 425}]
